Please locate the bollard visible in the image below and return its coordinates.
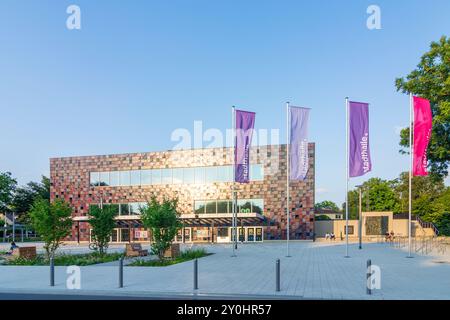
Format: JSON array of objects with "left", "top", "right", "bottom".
[
  {"left": 193, "top": 259, "right": 198, "bottom": 290},
  {"left": 50, "top": 257, "right": 55, "bottom": 287},
  {"left": 366, "top": 259, "right": 371, "bottom": 295},
  {"left": 119, "top": 257, "right": 123, "bottom": 288},
  {"left": 275, "top": 259, "right": 280, "bottom": 292}
]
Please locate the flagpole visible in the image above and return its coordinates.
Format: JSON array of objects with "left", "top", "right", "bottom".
[
  {"left": 286, "top": 102, "right": 291, "bottom": 257},
  {"left": 345, "top": 97, "right": 350, "bottom": 258},
  {"left": 231, "top": 106, "right": 237, "bottom": 257},
  {"left": 408, "top": 94, "right": 413, "bottom": 258}
]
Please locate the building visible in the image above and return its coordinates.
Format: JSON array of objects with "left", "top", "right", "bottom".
[
  {"left": 314, "top": 208, "right": 344, "bottom": 220},
  {"left": 50, "top": 144, "right": 315, "bottom": 243}
]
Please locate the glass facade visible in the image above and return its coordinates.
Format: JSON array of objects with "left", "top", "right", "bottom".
[
  {"left": 90, "top": 202, "right": 146, "bottom": 216},
  {"left": 193, "top": 199, "right": 264, "bottom": 215},
  {"left": 90, "top": 164, "right": 264, "bottom": 187}
]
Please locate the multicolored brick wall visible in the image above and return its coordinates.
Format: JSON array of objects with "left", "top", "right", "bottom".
[{"left": 50, "top": 144, "right": 315, "bottom": 241}]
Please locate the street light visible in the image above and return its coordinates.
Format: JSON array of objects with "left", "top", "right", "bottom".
[{"left": 355, "top": 185, "right": 363, "bottom": 250}]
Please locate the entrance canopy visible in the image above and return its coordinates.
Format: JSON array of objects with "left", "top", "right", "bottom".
[{"left": 73, "top": 213, "right": 266, "bottom": 228}]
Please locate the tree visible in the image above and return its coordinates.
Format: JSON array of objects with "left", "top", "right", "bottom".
[
  {"left": 29, "top": 199, "right": 72, "bottom": 258},
  {"left": 314, "top": 200, "right": 340, "bottom": 212},
  {"left": 344, "top": 178, "right": 400, "bottom": 218},
  {"left": 395, "top": 36, "right": 450, "bottom": 178},
  {"left": 0, "top": 172, "right": 17, "bottom": 213},
  {"left": 12, "top": 176, "right": 50, "bottom": 222},
  {"left": 393, "top": 172, "right": 445, "bottom": 215},
  {"left": 88, "top": 204, "right": 117, "bottom": 255},
  {"left": 140, "top": 197, "right": 182, "bottom": 260}
]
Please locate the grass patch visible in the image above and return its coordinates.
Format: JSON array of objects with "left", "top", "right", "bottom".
[
  {"left": 128, "top": 248, "right": 211, "bottom": 267},
  {"left": 3, "top": 252, "right": 124, "bottom": 266}
]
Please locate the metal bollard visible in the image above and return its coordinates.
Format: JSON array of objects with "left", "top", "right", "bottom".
[
  {"left": 276, "top": 259, "right": 280, "bottom": 292},
  {"left": 193, "top": 259, "right": 198, "bottom": 290},
  {"left": 119, "top": 257, "right": 123, "bottom": 288},
  {"left": 366, "top": 259, "right": 371, "bottom": 295},
  {"left": 50, "top": 257, "right": 55, "bottom": 287}
]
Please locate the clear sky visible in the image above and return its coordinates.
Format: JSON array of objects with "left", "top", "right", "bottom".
[{"left": 0, "top": 0, "right": 449, "bottom": 206}]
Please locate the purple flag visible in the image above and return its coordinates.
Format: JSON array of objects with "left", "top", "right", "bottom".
[
  {"left": 235, "top": 110, "right": 256, "bottom": 183},
  {"left": 290, "top": 107, "right": 310, "bottom": 181},
  {"left": 349, "top": 101, "right": 372, "bottom": 177}
]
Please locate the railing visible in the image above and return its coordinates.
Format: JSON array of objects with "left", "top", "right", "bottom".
[{"left": 417, "top": 216, "right": 440, "bottom": 236}]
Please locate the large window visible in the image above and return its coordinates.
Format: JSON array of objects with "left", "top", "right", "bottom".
[
  {"left": 90, "top": 202, "right": 146, "bottom": 216},
  {"left": 90, "top": 164, "right": 264, "bottom": 187},
  {"left": 193, "top": 199, "right": 264, "bottom": 215}
]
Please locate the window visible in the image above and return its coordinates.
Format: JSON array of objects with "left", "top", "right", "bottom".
[
  {"left": 194, "top": 201, "right": 206, "bottom": 214},
  {"left": 204, "top": 167, "right": 217, "bottom": 183},
  {"left": 217, "top": 166, "right": 231, "bottom": 182},
  {"left": 99, "top": 172, "right": 110, "bottom": 186},
  {"left": 89, "top": 164, "right": 263, "bottom": 188},
  {"left": 129, "top": 202, "right": 143, "bottom": 215},
  {"left": 151, "top": 169, "right": 161, "bottom": 185},
  {"left": 90, "top": 172, "right": 100, "bottom": 187},
  {"left": 120, "top": 203, "right": 130, "bottom": 215},
  {"left": 205, "top": 201, "right": 217, "bottom": 214},
  {"left": 141, "top": 170, "right": 152, "bottom": 185},
  {"left": 130, "top": 170, "right": 141, "bottom": 186},
  {"left": 119, "top": 171, "right": 130, "bottom": 186},
  {"left": 172, "top": 168, "right": 183, "bottom": 184},
  {"left": 251, "top": 199, "right": 264, "bottom": 214},
  {"left": 184, "top": 168, "right": 195, "bottom": 184},
  {"left": 110, "top": 172, "right": 120, "bottom": 186},
  {"left": 194, "top": 167, "right": 205, "bottom": 184},
  {"left": 238, "top": 200, "right": 252, "bottom": 213},
  {"left": 161, "top": 169, "right": 172, "bottom": 184},
  {"left": 217, "top": 201, "right": 228, "bottom": 214},
  {"left": 250, "top": 164, "right": 264, "bottom": 181}
]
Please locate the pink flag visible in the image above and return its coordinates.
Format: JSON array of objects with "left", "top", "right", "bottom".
[{"left": 413, "top": 96, "right": 432, "bottom": 176}]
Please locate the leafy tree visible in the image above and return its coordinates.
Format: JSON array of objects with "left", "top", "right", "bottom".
[
  {"left": 315, "top": 215, "right": 331, "bottom": 221},
  {"left": 393, "top": 172, "right": 445, "bottom": 215},
  {"left": 314, "top": 200, "right": 340, "bottom": 212},
  {"left": 395, "top": 36, "right": 450, "bottom": 178},
  {"left": 88, "top": 204, "right": 117, "bottom": 255},
  {"left": 29, "top": 199, "right": 72, "bottom": 258},
  {"left": 12, "top": 176, "right": 50, "bottom": 222},
  {"left": 140, "top": 197, "right": 182, "bottom": 260},
  {"left": 344, "top": 178, "right": 400, "bottom": 218},
  {"left": 0, "top": 172, "right": 17, "bottom": 213}
]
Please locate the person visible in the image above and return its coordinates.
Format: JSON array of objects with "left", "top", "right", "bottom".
[
  {"left": 330, "top": 233, "right": 336, "bottom": 241},
  {"left": 325, "top": 233, "right": 330, "bottom": 240},
  {"left": 8, "top": 241, "right": 19, "bottom": 254}
]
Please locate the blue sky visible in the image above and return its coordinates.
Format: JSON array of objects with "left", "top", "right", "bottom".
[{"left": 0, "top": 0, "right": 449, "bottom": 205}]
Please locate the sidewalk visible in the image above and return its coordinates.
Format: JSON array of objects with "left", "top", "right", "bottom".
[{"left": 0, "top": 242, "right": 449, "bottom": 300}]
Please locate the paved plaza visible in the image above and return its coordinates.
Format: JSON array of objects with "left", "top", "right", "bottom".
[{"left": 0, "top": 241, "right": 449, "bottom": 300}]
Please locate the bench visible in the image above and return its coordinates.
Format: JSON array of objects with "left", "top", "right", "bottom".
[
  {"left": 12, "top": 246, "right": 37, "bottom": 260},
  {"left": 125, "top": 243, "right": 148, "bottom": 257}
]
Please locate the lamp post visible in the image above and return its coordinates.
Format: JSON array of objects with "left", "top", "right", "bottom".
[{"left": 355, "top": 185, "right": 363, "bottom": 250}]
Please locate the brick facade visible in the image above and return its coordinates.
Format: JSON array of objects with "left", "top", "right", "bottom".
[{"left": 50, "top": 144, "right": 315, "bottom": 241}]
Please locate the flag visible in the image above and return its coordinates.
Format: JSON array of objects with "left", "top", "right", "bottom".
[
  {"left": 413, "top": 96, "right": 432, "bottom": 176},
  {"left": 349, "top": 101, "right": 372, "bottom": 177},
  {"left": 235, "top": 110, "right": 255, "bottom": 183},
  {"left": 289, "top": 106, "right": 310, "bottom": 181}
]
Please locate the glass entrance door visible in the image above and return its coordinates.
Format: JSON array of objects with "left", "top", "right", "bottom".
[
  {"left": 247, "top": 228, "right": 255, "bottom": 242},
  {"left": 120, "top": 228, "right": 130, "bottom": 242},
  {"left": 184, "top": 228, "right": 191, "bottom": 242},
  {"left": 255, "top": 227, "right": 263, "bottom": 242},
  {"left": 238, "top": 228, "right": 245, "bottom": 242},
  {"left": 111, "top": 229, "right": 119, "bottom": 242}
]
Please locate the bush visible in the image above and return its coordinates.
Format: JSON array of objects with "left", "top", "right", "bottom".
[
  {"left": 128, "top": 248, "right": 210, "bottom": 267},
  {"left": 4, "top": 252, "right": 124, "bottom": 266}
]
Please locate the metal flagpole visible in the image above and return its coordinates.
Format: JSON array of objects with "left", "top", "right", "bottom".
[
  {"left": 231, "top": 106, "right": 237, "bottom": 257},
  {"left": 345, "top": 97, "right": 350, "bottom": 258},
  {"left": 286, "top": 102, "right": 291, "bottom": 257},
  {"left": 408, "top": 93, "right": 413, "bottom": 258}
]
